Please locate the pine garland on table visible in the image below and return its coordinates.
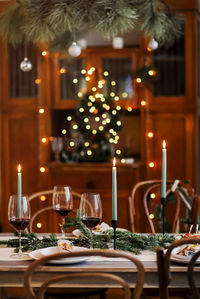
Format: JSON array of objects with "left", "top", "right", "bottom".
[
  {"left": 0, "top": 220, "right": 175, "bottom": 254},
  {"left": 0, "top": 0, "right": 184, "bottom": 51}
]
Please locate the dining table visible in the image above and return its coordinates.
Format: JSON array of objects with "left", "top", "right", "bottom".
[{"left": 0, "top": 233, "right": 200, "bottom": 292}]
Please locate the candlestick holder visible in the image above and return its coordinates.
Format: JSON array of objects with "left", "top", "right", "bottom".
[
  {"left": 161, "top": 197, "right": 166, "bottom": 234},
  {"left": 111, "top": 219, "right": 118, "bottom": 249}
]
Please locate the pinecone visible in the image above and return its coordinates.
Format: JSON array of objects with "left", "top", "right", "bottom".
[{"left": 72, "top": 237, "right": 90, "bottom": 248}]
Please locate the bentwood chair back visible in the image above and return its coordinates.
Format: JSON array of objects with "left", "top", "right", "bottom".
[
  {"left": 28, "top": 189, "right": 81, "bottom": 233},
  {"left": 156, "top": 238, "right": 200, "bottom": 299},
  {"left": 128, "top": 180, "right": 194, "bottom": 233},
  {"left": 24, "top": 249, "right": 145, "bottom": 299},
  {"left": 188, "top": 246, "right": 200, "bottom": 299},
  {"left": 190, "top": 195, "right": 200, "bottom": 230}
]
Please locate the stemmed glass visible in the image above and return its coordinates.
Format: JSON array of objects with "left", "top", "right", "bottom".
[
  {"left": 8, "top": 195, "right": 31, "bottom": 258},
  {"left": 51, "top": 137, "right": 63, "bottom": 161},
  {"left": 79, "top": 193, "right": 102, "bottom": 248},
  {"left": 52, "top": 186, "right": 73, "bottom": 239}
]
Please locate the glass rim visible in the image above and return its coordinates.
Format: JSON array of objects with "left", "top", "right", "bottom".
[
  {"left": 81, "top": 192, "right": 100, "bottom": 196},
  {"left": 9, "top": 194, "right": 28, "bottom": 198},
  {"left": 53, "top": 185, "right": 72, "bottom": 189}
]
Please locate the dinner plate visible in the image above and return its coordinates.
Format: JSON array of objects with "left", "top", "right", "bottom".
[
  {"left": 72, "top": 227, "right": 127, "bottom": 237},
  {"left": 0, "top": 247, "right": 33, "bottom": 261},
  {"left": 29, "top": 246, "right": 89, "bottom": 264},
  {"left": 170, "top": 247, "right": 200, "bottom": 264}
]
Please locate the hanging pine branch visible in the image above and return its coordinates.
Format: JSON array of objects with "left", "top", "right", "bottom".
[
  {"left": 0, "top": 2, "right": 25, "bottom": 45},
  {"left": 141, "top": 0, "right": 184, "bottom": 45},
  {"left": 0, "top": 0, "right": 184, "bottom": 50},
  {"left": 89, "top": 0, "right": 138, "bottom": 39}
]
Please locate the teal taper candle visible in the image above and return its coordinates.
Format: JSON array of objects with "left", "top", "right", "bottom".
[
  {"left": 161, "top": 141, "right": 167, "bottom": 198},
  {"left": 17, "top": 164, "right": 22, "bottom": 218},
  {"left": 112, "top": 157, "right": 117, "bottom": 220}
]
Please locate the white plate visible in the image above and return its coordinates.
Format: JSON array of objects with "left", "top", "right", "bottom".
[
  {"left": 0, "top": 248, "right": 33, "bottom": 261},
  {"left": 29, "top": 246, "right": 89, "bottom": 264},
  {"left": 72, "top": 227, "right": 127, "bottom": 237},
  {"left": 170, "top": 247, "right": 200, "bottom": 264}
]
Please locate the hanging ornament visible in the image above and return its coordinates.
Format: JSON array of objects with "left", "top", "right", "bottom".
[
  {"left": 112, "top": 37, "right": 124, "bottom": 49},
  {"left": 20, "top": 57, "right": 32, "bottom": 72},
  {"left": 68, "top": 42, "right": 82, "bottom": 57},
  {"left": 77, "top": 39, "right": 87, "bottom": 49},
  {"left": 148, "top": 38, "right": 159, "bottom": 51}
]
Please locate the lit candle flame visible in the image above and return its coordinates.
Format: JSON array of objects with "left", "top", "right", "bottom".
[
  {"left": 18, "top": 164, "right": 21, "bottom": 173},
  {"left": 162, "top": 140, "right": 166, "bottom": 149},
  {"left": 113, "top": 157, "right": 116, "bottom": 167}
]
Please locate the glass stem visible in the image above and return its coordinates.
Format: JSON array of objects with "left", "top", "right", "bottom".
[
  {"left": 60, "top": 218, "right": 65, "bottom": 239},
  {"left": 90, "top": 229, "right": 93, "bottom": 249},
  {"left": 18, "top": 231, "right": 22, "bottom": 256}
]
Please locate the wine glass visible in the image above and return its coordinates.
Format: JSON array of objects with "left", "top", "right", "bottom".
[
  {"left": 79, "top": 193, "right": 102, "bottom": 248},
  {"left": 8, "top": 195, "right": 31, "bottom": 258},
  {"left": 52, "top": 186, "right": 73, "bottom": 239},
  {"left": 51, "top": 137, "right": 63, "bottom": 161}
]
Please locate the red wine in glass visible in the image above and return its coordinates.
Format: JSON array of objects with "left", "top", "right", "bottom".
[
  {"left": 80, "top": 193, "right": 102, "bottom": 248},
  {"left": 81, "top": 217, "right": 101, "bottom": 230},
  {"left": 52, "top": 186, "right": 73, "bottom": 239},
  {"left": 9, "top": 218, "right": 30, "bottom": 231},
  {"left": 54, "top": 208, "right": 72, "bottom": 218},
  {"left": 8, "top": 195, "right": 31, "bottom": 259}
]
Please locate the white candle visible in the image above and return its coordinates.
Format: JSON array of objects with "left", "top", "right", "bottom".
[
  {"left": 161, "top": 141, "right": 167, "bottom": 198},
  {"left": 112, "top": 157, "right": 117, "bottom": 220},
  {"left": 17, "top": 164, "right": 22, "bottom": 218}
]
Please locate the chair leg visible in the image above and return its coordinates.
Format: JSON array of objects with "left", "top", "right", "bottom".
[{"left": 100, "top": 292, "right": 106, "bottom": 299}]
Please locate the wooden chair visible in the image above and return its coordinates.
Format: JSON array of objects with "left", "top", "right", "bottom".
[
  {"left": 190, "top": 195, "right": 200, "bottom": 231},
  {"left": 27, "top": 189, "right": 81, "bottom": 233},
  {"left": 28, "top": 190, "right": 110, "bottom": 299},
  {"left": 128, "top": 180, "right": 194, "bottom": 233},
  {"left": 188, "top": 245, "right": 200, "bottom": 299},
  {"left": 24, "top": 249, "right": 145, "bottom": 299},
  {"left": 156, "top": 238, "right": 200, "bottom": 299}
]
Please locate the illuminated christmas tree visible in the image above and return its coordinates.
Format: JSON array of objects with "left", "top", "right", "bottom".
[{"left": 61, "top": 92, "right": 122, "bottom": 162}]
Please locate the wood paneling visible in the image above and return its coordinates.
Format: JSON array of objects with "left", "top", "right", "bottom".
[
  {"left": 48, "top": 162, "right": 142, "bottom": 230},
  {"left": 1, "top": 112, "right": 39, "bottom": 232},
  {"left": 167, "top": 0, "right": 200, "bottom": 11},
  {"left": 151, "top": 114, "right": 186, "bottom": 179}
]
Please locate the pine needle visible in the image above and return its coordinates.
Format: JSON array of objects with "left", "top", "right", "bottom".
[
  {"left": 89, "top": 0, "right": 138, "bottom": 39},
  {"left": 0, "top": 3, "right": 25, "bottom": 45}
]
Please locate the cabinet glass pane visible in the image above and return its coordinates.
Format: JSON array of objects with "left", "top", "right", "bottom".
[
  {"left": 9, "top": 42, "right": 38, "bottom": 98},
  {"left": 153, "top": 35, "right": 185, "bottom": 97},
  {"left": 60, "top": 58, "right": 86, "bottom": 100},
  {"left": 102, "top": 58, "right": 133, "bottom": 99}
]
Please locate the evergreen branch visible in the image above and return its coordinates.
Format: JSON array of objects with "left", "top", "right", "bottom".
[
  {"left": 0, "top": 3, "right": 25, "bottom": 45},
  {"left": 89, "top": 0, "right": 138, "bottom": 39},
  {"left": 140, "top": 0, "right": 184, "bottom": 45},
  {"left": 0, "top": 0, "right": 184, "bottom": 49}
]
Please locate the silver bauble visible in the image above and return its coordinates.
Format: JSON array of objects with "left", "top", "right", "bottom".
[
  {"left": 148, "top": 38, "right": 159, "bottom": 50},
  {"left": 20, "top": 57, "right": 32, "bottom": 72},
  {"left": 68, "top": 42, "right": 82, "bottom": 57}
]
